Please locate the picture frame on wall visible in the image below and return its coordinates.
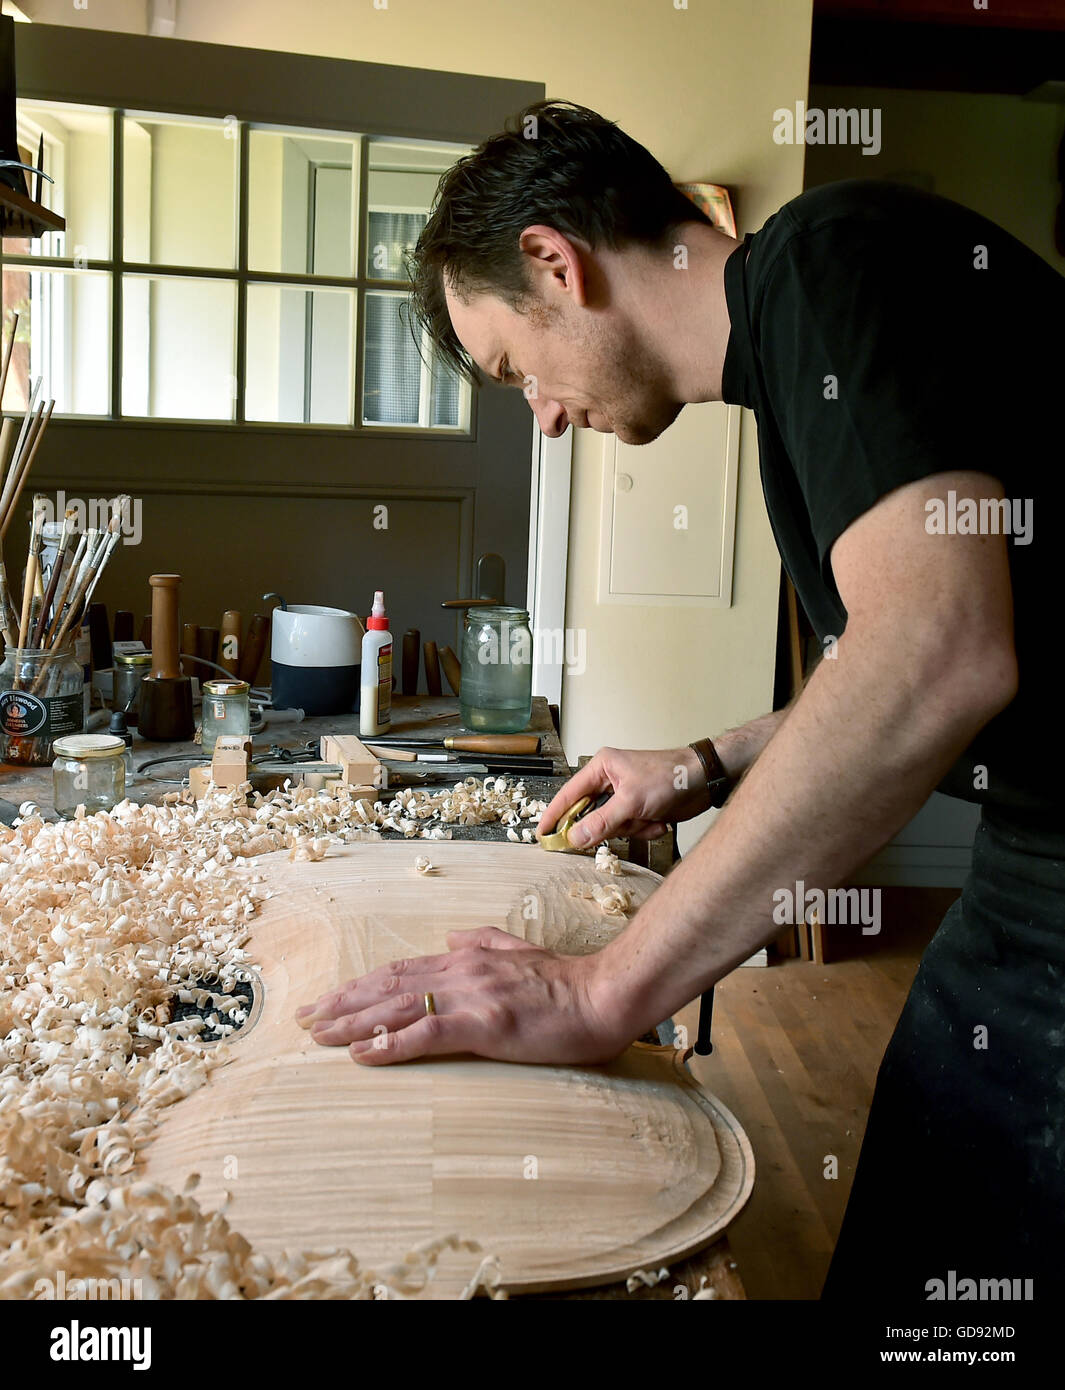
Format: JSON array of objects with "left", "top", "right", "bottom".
[{"left": 676, "top": 181, "right": 737, "bottom": 238}]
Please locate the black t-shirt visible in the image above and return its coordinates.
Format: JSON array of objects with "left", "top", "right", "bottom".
[{"left": 721, "top": 179, "right": 1063, "bottom": 816}]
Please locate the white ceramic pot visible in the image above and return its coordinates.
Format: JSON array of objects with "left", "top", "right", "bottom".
[{"left": 271, "top": 604, "right": 361, "bottom": 715}]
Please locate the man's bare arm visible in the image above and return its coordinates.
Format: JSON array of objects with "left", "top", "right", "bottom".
[
  {"left": 588, "top": 470, "right": 1017, "bottom": 1038},
  {"left": 299, "top": 470, "right": 1016, "bottom": 1067}
]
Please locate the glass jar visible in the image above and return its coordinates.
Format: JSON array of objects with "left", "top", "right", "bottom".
[
  {"left": 0, "top": 645, "right": 85, "bottom": 766},
  {"left": 114, "top": 650, "right": 153, "bottom": 724},
  {"left": 201, "top": 678, "right": 251, "bottom": 754},
  {"left": 460, "top": 606, "right": 533, "bottom": 734},
  {"left": 52, "top": 734, "right": 127, "bottom": 818}
]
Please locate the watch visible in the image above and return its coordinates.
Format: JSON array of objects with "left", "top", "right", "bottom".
[{"left": 688, "top": 737, "right": 732, "bottom": 810}]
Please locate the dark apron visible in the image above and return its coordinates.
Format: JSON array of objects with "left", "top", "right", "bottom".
[{"left": 822, "top": 806, "right": 1065, "bottom": 1302}]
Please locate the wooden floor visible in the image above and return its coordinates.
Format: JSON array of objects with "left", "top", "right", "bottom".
[{"left": 674, "top": 887, "right": 960, "bottom": 1301}]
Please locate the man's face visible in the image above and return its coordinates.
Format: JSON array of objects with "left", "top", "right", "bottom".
[{"left": 445, "top": 283, "right": 682, "bottom": 446}]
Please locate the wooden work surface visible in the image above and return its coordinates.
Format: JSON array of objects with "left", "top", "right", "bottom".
[
  {"left": 142, "top": 840, "right": 753, "bottom": 1299},
  {"left": 2, "top": 695, "right": 743, "bottom": 1298},
  {"left": 0, "top": 695, "right": 570, "bottom": 819}
]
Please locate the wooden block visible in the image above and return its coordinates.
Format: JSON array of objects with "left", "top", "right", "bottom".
[
  {"left": 214, "top": 735, "right": 253, "bottom": 756},
  {"left": 212, "top": 747, "right": 251, "bottom": 768},
  {"left": 212, "top": 759, "right": 249, "bottom": 788},
  {"left": 190, "top": 761, "right": 249, "bottom": 796},
  {"left": 189, "top": 764, "right": 213, "bottom": 799},
  {"left": 325, "top": 779, "right": 379, "bottom": 801},
  {"left": 319, "top": 733, "right": 380, "bottom": 787}
]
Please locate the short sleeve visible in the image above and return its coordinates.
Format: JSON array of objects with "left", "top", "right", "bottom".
[{"left": 752, "top": 216, "right": 1009, "bottom": 578}]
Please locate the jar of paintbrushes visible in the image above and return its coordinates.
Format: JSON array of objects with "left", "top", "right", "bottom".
[
  {"left": 0, "top": 644, "right": 83, "bottom": 765},
  {"left": 0, "top": 489, "right": 129, "bottom": 764}
]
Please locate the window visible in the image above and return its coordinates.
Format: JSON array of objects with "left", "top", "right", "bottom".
[{"left": 0, "top": 102, "right": 470, "bottom": 432}]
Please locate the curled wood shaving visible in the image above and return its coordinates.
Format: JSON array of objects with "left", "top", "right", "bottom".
[
  {"left": 567, "top": 881, "right": 633, "bottom": 917},
  {"left": 594, "top": 845, "right": 622, "bottom": 875},
  {"left": 412, "top": 856, "right": 435, "bottom": 875},
  {"left": 0, "top": 781, "right": 527, "bottom": 1299},
  {"left": 288, "top": 836, "right": 329, "bottom": 863},
  {"left": 626, "top": 1265, "right": 671, "bottom": 1293}
]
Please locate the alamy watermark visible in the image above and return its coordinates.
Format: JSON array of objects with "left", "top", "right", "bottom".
[
  {"left": 925, "top": 1270, "right": 1033, "bottom": 1301},
  {"left": 925, "top": 491, "right": 1032, "bottom": 546},
  {"left": 37, "top": 491, "right": 142, "bottom": 545},
  {"left": 772, "top": 879, "right": 881, "bottom": 935},
  {"left": 773, "top": 101, "right": 881, "bottom": 157},
  {"left": 475, "top": 623, "right": 587, "bottom": 676}
]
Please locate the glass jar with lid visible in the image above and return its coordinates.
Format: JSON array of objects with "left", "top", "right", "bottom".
[
  {"left": 201, "top": 678, "right": 251, "bottom": 754},
  {"left": 459, "top": 606, "right": 533, "bottom": 734},
  {"left": 0, "top": 645, "right": 85, "bottom": 766},
  {"left": 52, "top": 733, "right": 127, "bottom": 818},
  {"left": 114, "top": 650, "right": 153, "bottom": 724}
]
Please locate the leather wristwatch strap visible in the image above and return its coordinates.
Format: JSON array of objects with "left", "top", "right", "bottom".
[{"left": 688, "top": 737, "right": 732, "bottom": 810}]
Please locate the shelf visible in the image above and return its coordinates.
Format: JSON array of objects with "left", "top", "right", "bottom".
[{"left": 0, "top": 182, "right": 65, "bottom": 240}]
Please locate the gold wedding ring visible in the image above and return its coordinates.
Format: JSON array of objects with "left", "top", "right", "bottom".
[{"left": 424, "top": 992, "right": 436, "bottom": 1016}]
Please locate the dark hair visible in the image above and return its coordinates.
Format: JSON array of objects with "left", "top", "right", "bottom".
[{"left": 407, "top": 100, "right": 710, "bottom": 381}]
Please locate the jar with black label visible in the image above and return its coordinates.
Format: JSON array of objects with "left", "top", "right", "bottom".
[
  {"left": 0, "top": 645, "right": 85, "bottom": 766},
  {"left": 52, "top": 733, "right": 127, "bottom": 818}
]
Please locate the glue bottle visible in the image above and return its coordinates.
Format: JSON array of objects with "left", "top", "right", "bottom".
[{"left": 359, "top": 591, "right": 392, "bottom": 736}]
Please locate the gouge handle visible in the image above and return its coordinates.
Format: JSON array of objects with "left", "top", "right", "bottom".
[{"left": 445, "top": 735, "right": 540, "bottom": 755}]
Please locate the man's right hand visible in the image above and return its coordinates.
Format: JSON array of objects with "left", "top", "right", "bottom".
[{"left": 537, "top": 745, "right": 711, "bottom": 849}]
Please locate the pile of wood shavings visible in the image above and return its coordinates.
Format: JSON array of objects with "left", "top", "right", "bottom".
[{"left": 0, "top": 777, "right": 534, "bottom": 1299}]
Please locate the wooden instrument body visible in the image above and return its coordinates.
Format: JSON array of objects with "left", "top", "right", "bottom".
[{"left": 143, "top": 841, "right": 754, "bottom": 1296}]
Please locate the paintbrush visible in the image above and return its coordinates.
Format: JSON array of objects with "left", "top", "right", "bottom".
[
  {"left": 32, "top": 506, "right": 76, "bottom": 647},
  {"left": 13, "top": 496, "right": 47, "bottom": 681}
]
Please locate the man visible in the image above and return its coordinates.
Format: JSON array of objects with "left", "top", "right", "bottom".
[{"left": 297, "top": 102, "right": 1064, "bottom": 1300}]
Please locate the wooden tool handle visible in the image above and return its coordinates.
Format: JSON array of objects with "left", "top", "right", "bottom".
[
  {"left": 148, "top": 574, "right": 183, "bottom": 680},
  {"left": 439, "top": 644, "right": 461, "bottom": 696},
  {"left": 445, "top": 735, "right": 539, "bottom": 755},
  {"left": 423, "top": 640, "right": 441, "bottom": 697},
  {"left": 402, "top": 629, "right": 420, "bottom": 695},
  {"left": 220, "top": 610, "right": 242, "bottom": 675},
  {"left": 197, "top": 626, "right": 220, "bottom": 670},
  {"left": 238, "top": 613, "right": 270, "bottom": 684}
]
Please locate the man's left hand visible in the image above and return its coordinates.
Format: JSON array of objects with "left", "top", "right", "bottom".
[{"left": 295, "top": 927, "right": 626, "bottom": 1066}]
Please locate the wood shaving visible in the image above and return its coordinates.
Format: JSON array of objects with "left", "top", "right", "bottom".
[
  {"left": 567, "top": 881, "right": 633, "bottom": 917},
  {"left": 594, "top": 845, "right": 622, "bottom": 875},
  {"left": 626, "top": 1265, "right": 670, "bottom": 1292},
  {"left": 0, "top": 780, "right": 530, "bottom": 1299},
  {"left": 289, "top": 836, "right": 330, "bottom": 863},
  {"left": 412, "top": 856, "right": 435, "bottom": 875}
]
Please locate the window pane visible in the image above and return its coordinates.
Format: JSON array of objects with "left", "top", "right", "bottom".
[
  {"left": 122, "top": 275, "right": 236, "bottom": 419},
  {"left": 248, "top": 129, "right": 358, "bottom": 277},
  {"left": 123, "top": 115, "right": 237, "bottom": 268},
  {"left": 4, "top": 101, "right": 112, "bottom": 260},
  {"left": 2, "top": 267, "right": 111, "bottom": 415},
  {"left": 365, "top": 138, "right": 466, "bottom": 280},
  {"left": 362, "top": 290, "right": 420, "bottom": 425},
  {"left": 246, "top": 283, "right": 353, "bottom": 425},
  {"left": 430, "top": 359, "right": 463, "bottom": 429}
]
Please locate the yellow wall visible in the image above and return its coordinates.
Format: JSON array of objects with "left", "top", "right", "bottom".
[{"left": 24, "top": 0, "right": 815, "bottom": 769}]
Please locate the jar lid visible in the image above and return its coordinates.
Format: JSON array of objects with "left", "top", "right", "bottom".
[
  {"left": 203, "top": 679, "right": 249, "bottom": 696},
  {"left": 52, "top": 734, "right": 127, "bottom": 759},
  {"left": 469, "top": 606, "right": 529, "bottom": 622},
  {"left": 116, "top": 651, "right": 153, "bottom": 666}
]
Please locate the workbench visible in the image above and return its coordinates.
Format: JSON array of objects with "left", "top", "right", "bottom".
[{"left": 0, "top": 692, "right": 745, "bottom": 1299}]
